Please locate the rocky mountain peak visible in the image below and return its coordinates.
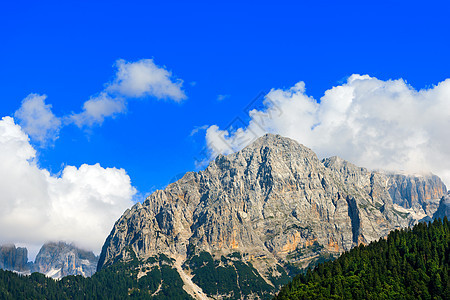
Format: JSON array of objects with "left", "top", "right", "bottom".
[
  {"left": 33, "top": 241, "right": 98, "bottom": 278},
  {"left": 433, "top": 193, "right": 450, "bottom": 220},
  {"left": 0, "top": 242, "right": 98, "bottom": 279},
  {"left": 98, "top": 134, "right": 448, "bottom": 299},
  {"left": 0, "top": 244, "right": 29, "bottom": 272}
]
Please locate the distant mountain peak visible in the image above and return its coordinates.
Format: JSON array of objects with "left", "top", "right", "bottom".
[
  {"left": 33, "top": 241, "right": 98, "bottom": 279},
  {"left": 0, "top": 242, "right": 98, "bottom": 279}
]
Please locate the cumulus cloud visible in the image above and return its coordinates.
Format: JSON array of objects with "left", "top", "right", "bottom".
[
  {"left": 70, "top": 58, "right": 186, "bottom": 127},
  {"left": 204, "top": 75, "right": 450, "bottom": 186},
  {"left": 107, "top": 59, "right": 186, "bottom": 101},
  {"left": 0, "top": 116, "right": 135, "bottom": 255},
  {"left": 69, "top": 92, "right": 126, "bottom": 127},
  {"left": 14, "top": 94, "right": 61, "bottom": 146}
]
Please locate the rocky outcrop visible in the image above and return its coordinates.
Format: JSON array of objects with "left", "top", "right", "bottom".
[
  {"left": 98, "top": 134, "right": 447, "bottom": 299},
  {"left": 387, "top": 173, "right": 445, "bottom": 215},
  {"left": 32, "top": 242, "right": 98, "bottom": 278},
  {"left": 433, "top": 193, "right": 450, "bottom": 220},
  {"left": 0, "top": 244, "right": 29, "bottom": 272}
]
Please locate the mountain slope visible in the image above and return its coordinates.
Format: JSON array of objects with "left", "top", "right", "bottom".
[
  {"left": 0, "top": 245, "right": 29, "bottom": 272},
  {"left": 98, "top": 134, "right": 447, "bottom": 299},
  {"left": 274, "top": 218, "right": 450, "bottom": 299},
  {"left": 434, "top": 193, "right": 450, "bottom": 220},
  {"left": 0, "top": 252, "right": 192, "bottom": 299}
]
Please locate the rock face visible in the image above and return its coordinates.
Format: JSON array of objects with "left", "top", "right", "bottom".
[
  {"left": 433, "top": 193, "right": 450, "bottom": 220},
  {"left": 0, "top": 244, "right": 29, "bottom": 272},
  {"left": 0, "top": 242, "right": 98, "bottom": 279},
  {"left": 98, "top": 134, "right": 447, "bottom": 299},
  {"left": 32, "top": 242, "right": 98, "bottom": 278}
]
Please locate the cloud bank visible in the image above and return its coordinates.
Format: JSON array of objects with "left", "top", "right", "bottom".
[
  {"left": 0, "top": 116, "right": 135, "bottom": 254},
  {"left": 205, "top": 75, "right": 450, "bottom": 186}
]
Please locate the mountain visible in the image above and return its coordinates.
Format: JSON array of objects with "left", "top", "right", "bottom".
[
  {"left": 32, "top": 242, "right": 98, "bottom": 278},
  {"left": 274, "top": 218, "right": 450, "bottom": 299},
  {"left": 97, "top": 134, "right": 447, "bottom": 299},
  {"left": 433, "top": 193, "right": 450, "bottom": 220},
  {"left": 0, "top": 245, "right": 29, "bottom": 272},
  {"left": 0, "top": 253, "right": 193, "bottom": 299},
  {"left": 0, "top": 242, "right": 98, "bottom": 279}
]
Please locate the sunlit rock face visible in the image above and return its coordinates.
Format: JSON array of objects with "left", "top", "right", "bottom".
[{"left": 98, "top": 134, "right": 447, "bottom": 299}]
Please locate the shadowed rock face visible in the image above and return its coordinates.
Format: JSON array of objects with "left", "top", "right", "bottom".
[
  {"left": 32, "top": 242, "right": 98, "bottom": 278},
  {"left": 98, "top": 134, "right": 447, "bottom": 298},
  {"left": 0, "top": 244, "right": 28, "bottom": 271},
  {"left": 433, "top": 193, "right": 450, "bottom": 220}
]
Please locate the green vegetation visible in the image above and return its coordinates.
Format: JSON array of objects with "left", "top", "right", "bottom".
[
  {"left": 0, "top": 253, "right": 192, "bottom": 300},
  {"left": 275, "top": 218, "right": 450, "bottom": 300},
  {"left": 267, "top": 265, "right": 291, "bottom": 288},
  {"left": 184, "top": 251, "right": 275, "bottom": 299},
  {"left": 4, "top": 218, "right": 448, "bottom": 300}
]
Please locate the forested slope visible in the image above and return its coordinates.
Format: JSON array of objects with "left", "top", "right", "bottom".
[
  {"left": 0, "top": 253, "right": 192, "bottom": 300},
  {"left": 275, "top": 218, "right": 450, "bottom": 300}
]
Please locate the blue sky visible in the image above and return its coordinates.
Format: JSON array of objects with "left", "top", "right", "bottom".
[{"left": 1, "top": 0, "right": 450, "bottom": 254}]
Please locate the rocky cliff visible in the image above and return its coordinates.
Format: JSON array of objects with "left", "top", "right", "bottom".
[
  {"left": 32, "top": 242, "right": 98, "bottom": 278},
  {"left": 0, "top": 242, "right": 98, "bottom": 279},
  {"left": 433, "top": 193, "right": 450, "bottom": 220},
  {"left": 0, "top": 244, "right": 29, "bottom": 272},
  {"left": 98, "top": 134, "right": 447, "bottom": 299}
]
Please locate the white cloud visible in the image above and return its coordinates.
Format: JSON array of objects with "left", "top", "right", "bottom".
[
  {"left": 14, "top": 94, "right": 61, "bottom": 146},
  {"left": 69, "top": 92, "right": 126, "bottom": 127},
  {"left": 70, "top": 58, "right": 186, "bottom": 127},
  {"left": 190, "top": 125, "right": 208, "bottom": 136},
  {"left": 205, "top": 75, "right": 450, "bottom": 186},
  {"left": 0, "top": 116, "right": 135, "bottom": 255},
  {"left": 217, "top": 94, "right": 230, "bottom": 101},
  {"left": 107, "top": 59, "right": 187, "bottom": 101}
]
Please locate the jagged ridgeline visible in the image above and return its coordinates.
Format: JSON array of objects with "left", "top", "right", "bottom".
[
  {"left": 95, "top": 134, "right": 447, "bottom": 299},
  {"left": 274, "top": 218, "right": 450, "bottom": 299},
  {"left": 0, "top": 242, "right": 98, "bottom": 279},
  {"left": 1, "top": 134, "right": 448, "bottom": 299}
]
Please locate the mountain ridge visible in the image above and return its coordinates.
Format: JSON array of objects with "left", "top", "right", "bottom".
[
  {"left": 97, "top": 133, "right": 447, "bottom": 299},
  {"left": 0, "top": 241, "right": 98, "bottom": 279}
]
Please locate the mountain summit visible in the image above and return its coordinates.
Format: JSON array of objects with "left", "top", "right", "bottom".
[{"left": 98, "top": 134, "right": 447, "bottom": 299}]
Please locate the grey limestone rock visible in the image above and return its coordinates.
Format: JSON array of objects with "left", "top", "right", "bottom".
[
  {"left": 98, "top": 134, "right": 447, "bottom": 298},
  {"left": 0, "top": 244, "right": 29, "bottom": 271},
  {"left": 32, "top": 242, "right": 98, "bottom": 278}
]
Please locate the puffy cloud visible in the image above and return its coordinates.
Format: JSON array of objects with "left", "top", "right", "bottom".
[
  {"left": 205, "top": 75, "right": 450, "bottom": 186},
  {"left": 0, "top": 117, "right": 135, "bottom": 255},
  {"left": 14, "top": 94, "right": 61, "bottom": 146},
  {"left": 69, "top": 92, "right": 126, "bottom": 127},
  {"left": 70, "top": 58, "right": 186, "bottom": 127},
  {"left": 107, "top": 59, "right": 186, "bottom": 101}
]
